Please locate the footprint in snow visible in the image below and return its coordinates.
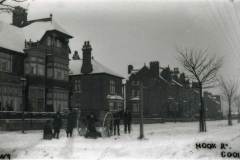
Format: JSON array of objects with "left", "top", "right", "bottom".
[{"left": 44, "top": 153, "right": 49, "bottom": 157}]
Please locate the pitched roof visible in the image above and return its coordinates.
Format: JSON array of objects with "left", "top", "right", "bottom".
[
  {"left": 0, "top": 19, "right": 72, "bottom": 53},
  {"left": 0, "top": 21, "right": 25, "bottom": 53},
  {"left": 69, "top": 59, "right": 124, "bottom": 79},
  {"left": 23, "top": 20, "right": 72, "bottom": 42}
]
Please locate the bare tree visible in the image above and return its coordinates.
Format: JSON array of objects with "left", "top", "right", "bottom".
[
  {"left": 219, "top": 78, "right": 239, "bottom": 125},
  {"left": 177, "top": 48, "right": 223, "bottom": 132},
  {"left": 0, "top": 0, "right": 27, "bottom": 13}
]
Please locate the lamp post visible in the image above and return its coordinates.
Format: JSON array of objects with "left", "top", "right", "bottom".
[
  {"left": 20, "top": 77, "right": 26, "bottom": 134},
  {"left": 139, "top": 82, "right": 144, "bottom": 139},
  {"left": 130, "top": 81, "right": 145, "bottom": 139},
  {"left": 168, "top": 96, "right": 174, "bottom": 118}
]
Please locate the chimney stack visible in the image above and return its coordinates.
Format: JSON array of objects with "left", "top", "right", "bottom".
[
  {"left": 81, "top": 41, "right": 93, "bottom": 74},
  {"left": 149, "top": 61, "right": 160, "bottom": 77},
  {"left": 128, "top": 65, "right": 133, "bottom": 74},
  {"left": 12, "top": 6, "right": 28, "bottom": 27},
  {"left": 72, "top": 51, "right": 80, "bottom": 60}
]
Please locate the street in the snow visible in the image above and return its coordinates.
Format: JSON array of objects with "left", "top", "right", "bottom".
[
  {"left": 0, "top": 120, "right": 239, "bottom": 160},
  {"left": 1, "top": 0, "right": 240, "bottom": 160}
]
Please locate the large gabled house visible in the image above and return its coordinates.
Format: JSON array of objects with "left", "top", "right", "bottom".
[
  {"left": 69, "top": 41, "right": 124, "bottom": 119},
  {"left": 0, "top": 6, "right": 73, "bottom": 112}
]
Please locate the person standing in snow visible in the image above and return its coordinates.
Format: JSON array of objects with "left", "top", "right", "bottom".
[
  {"left": 53, "top": 112, "right": 62, "bottom": 139},
  {"left": 43, "top": 120, "right": 53, "bottom": 140},
  {"left": 123, "top": 109, "right": 132, "bottom": 134},
  {"left": 113, "top": 111, "right": 121, "bottom": 136},
  {"left": 66, "top": 109, "right": 75, "bottom": 137}
]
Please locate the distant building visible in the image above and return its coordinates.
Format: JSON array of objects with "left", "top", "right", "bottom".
[
  {"left": 0, "top": 6, "right": 72, "bottom": 112},
  {"left": 204, "top": 92, "right": 222, "bottom": 119},
  {"left": 126, "top": 61, "right": 215, "bottom": 120},
  {"left": 69, "top": 41, "right": 124, "bottom": 118}
]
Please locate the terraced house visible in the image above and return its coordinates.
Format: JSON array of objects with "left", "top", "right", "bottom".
[
  {"left": 0, "top": 6, "right": 72, "bottom": 112},
  {"left": 126, "top": 61, "right": 221, "bottom": 120}
]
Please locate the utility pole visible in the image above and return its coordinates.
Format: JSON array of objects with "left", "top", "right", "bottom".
[
  {"left": 20, "top": 77, "right": 26, "bottom": 134},
  {"left": 139, "top": 81, "right": 144, "bottom": 139}
]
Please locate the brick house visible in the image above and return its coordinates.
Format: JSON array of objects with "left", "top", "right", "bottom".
[
  {"left": 69, "top": 41, "right": 124, "bottom": 119},
  {"left": 126, "top": 61, "right": 203, "bottom": 120}
]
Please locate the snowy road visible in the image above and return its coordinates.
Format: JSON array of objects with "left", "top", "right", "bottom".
[{"left": 0, "top": 120, "right": 240, "bottom": 160}]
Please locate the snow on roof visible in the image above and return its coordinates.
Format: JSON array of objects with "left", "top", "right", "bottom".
[
  {"left": 107, "top": 95, "right": 123, "bottom": 100},
  {"left": 69, "top": 59, "right": 124, "bottom": 78},
  {"left": 23, "top": 20, "right": 71, "bottom": 42},
  {"left": 159, "top": 75, "right": 168, "bottom": 84},
  {"left": 0, "top": 21, "right": 25, "bottom": 53},
  {"left": 130, "top": 97, "right": 140, "bottom": 101},
  {"left": 0, "top": 19, "right": 71, "bottom": 53},
  {"left": 172, "top": 79, "right": 183, "bottom": 87}
]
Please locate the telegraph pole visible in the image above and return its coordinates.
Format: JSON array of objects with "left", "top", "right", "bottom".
[{"left": 139, "top": 81, "right": 144, "bottom": 139}]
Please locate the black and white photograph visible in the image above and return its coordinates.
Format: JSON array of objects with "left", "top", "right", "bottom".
[{"left": 0, "top": 0, "right": 240, "bottom": 159}]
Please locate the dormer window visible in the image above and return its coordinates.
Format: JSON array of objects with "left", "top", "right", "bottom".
[
  {"left": 56, "top": 39, "right": 62, "bottom": 48},
  {"left": 47, "top": 37, "right": 51, "bottom": 46}
]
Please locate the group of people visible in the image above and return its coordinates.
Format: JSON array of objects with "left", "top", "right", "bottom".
[
  {"left": 112, "top": 109, "right": 132, "bottom": 136},
  {"left": 43, "top": 109, "right": 132, "bottom": 140},
  {"left": 43, "top": 110, "right": 76, "bottom": 140}
]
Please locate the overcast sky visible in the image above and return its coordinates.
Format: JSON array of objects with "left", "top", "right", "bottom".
[{"left": 2, "top": 0, "right": 240, "bottom": 98}]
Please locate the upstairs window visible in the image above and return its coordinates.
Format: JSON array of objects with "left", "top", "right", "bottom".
[
  {"left": 56, "top": 39, "right": 62, "bottom": 48},
  {"left": 47, "top": 37, "right": 51, "bottom": 46},
  {"left": 131, "top": 80, "right": 140, "bottom": 86},
  {"left": 24, "top": 56, "right": 45, "bottom": 76},
  {"left": 0, "top": 52, "right": 12, "bottom": 73},
  {"left": 109, "top": 80, "right": 116, "bottom": 94},
  {"left": 131, "top": 89, "right": 135, "bottom": 97},
  {"left": 74, "top": 80, "right": 81, "bottom": 92}
]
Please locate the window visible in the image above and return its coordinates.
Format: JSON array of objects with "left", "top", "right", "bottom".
[
  {"left": 56, "top": 39, "right": 62, "bottom": 48},
  {"left": 109, "top": 80, "right": 116, "bottom": 94},
  {"left": 132, "top": 103, "right": 139, "bottom": 113},
  {"left": 29, "top": 63, "right": 37, "bottom": 74},
  {"left": 25, "top": 57, "right": 45, "bottom": 76},
  {"left": 117, "top": 102, "right": 122, "bottom": 111},
  {"left": 56, "top": 70, "right": 61, "bottom": 79},
  {"left": 74, "top": 80, "right": 81, "bottom": 92},
  {"left": 109, "top": 102, "right": 114, "bottom": 111},
  {"left": 136, "top": 90, "right": 140, "bottom": 97},
  {"left": 131, "top": 80, "right": 140, "bottom": 86},
  {"left": 52, "top": 63, "right": 68, "bottom": 81},
  {"left": 0, "top": 52, "right": 12, "bottom": 72},
  {"left": 131, "top": 89, "right": 135, "bottom": 97},
  {"left": 38, "top": 64, "right": 44, "bottom": 76},
  {"left": 47, "top": 68, "right": 53, "bottom": 78},
  {"left": 47, "top": 37, "right": 51, "bottom": 46}
]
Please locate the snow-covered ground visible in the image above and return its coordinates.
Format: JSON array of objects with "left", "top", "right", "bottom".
[{"left": 0, "top": 120, "right": 240, "bottom": 160}]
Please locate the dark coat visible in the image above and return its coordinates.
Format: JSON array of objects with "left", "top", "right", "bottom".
[
  {"left": 53, "top": 114, "right": 62, "bottom": 130},
  {"left": 86, "top": 114, "right": 97, "bottom": 132},
  {"left": 43, "top": 121, "right": 53, "bottom": 139},
  {"left": 67, "top": 111, "right": 75, "bottom": 130},
  {"left": 123, "top": 111, "right": 132, "bottom": 124},
  {"left": 113, "top": 111, "right": 121, "bottom": 124}
]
